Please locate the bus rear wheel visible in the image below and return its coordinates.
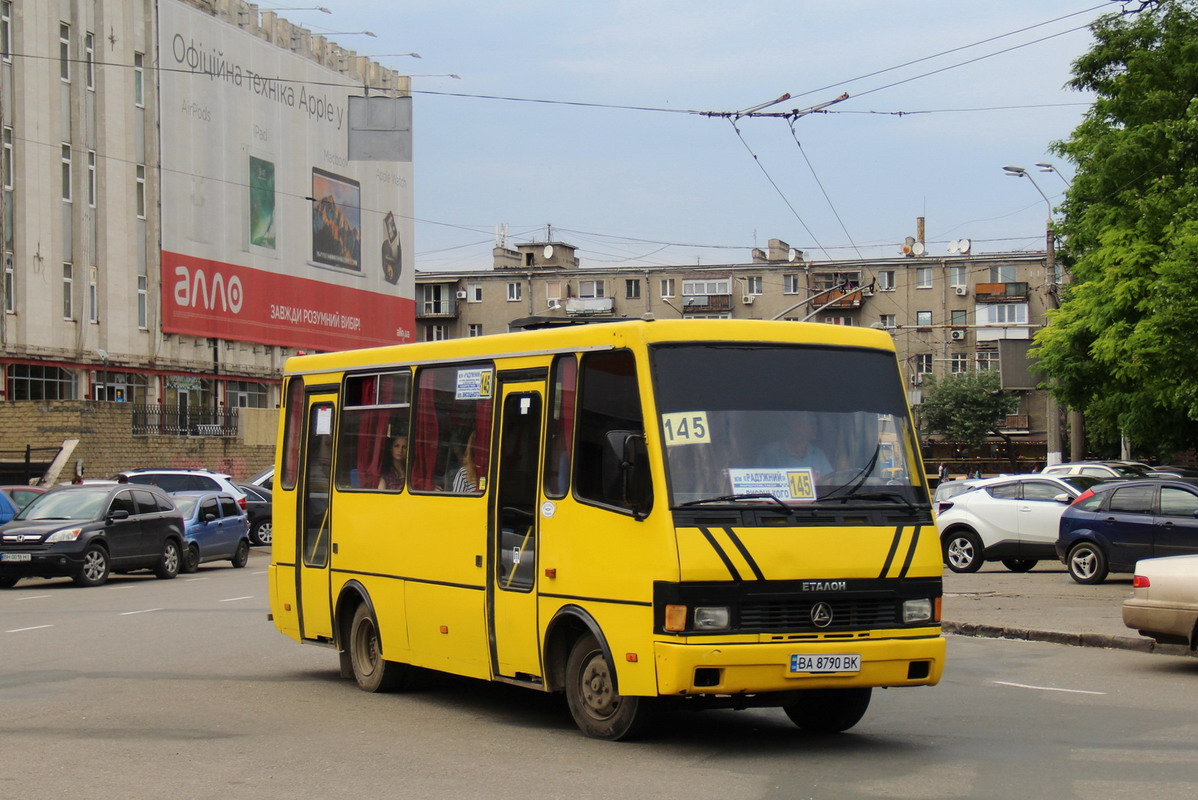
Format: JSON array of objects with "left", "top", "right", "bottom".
[
  {"left": 348, "top": 604, "right": 409, "bottom": 692},
  {"left": 564, "top": 634, "right": 655, "bottom": 740},
  {"left": 782, "top": 687, "right": 872, "bottom": 733}
]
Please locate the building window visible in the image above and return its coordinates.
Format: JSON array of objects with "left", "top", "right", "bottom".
[
  {"left": 660, "top": 278, "right": 675, "bottom": 298},
  {"left": 2, "top": 126, "right": 12, "bottom": 190},
  {"left": 134, "top": 52, "right": 145, "bottom": 107},
  {"left": 822, "top": 316, "right": 853, "bottom": 326},
  {"left": 990, "top": 264, "right": 1016, "bottom": 283},
  {"left": 87, "top": 151, "right": 96, "bottom": 207},
  {"left": 880, "top": 313, "right": 896, "bottom": 329},
  {"left": 950, "top": 265, "right": 966, "bottom": 287},
  {"left": 1, "top": 2, "right": 11, "bottom": 61},
  {"left": 545, "top": 281, "right": 561, "bottom": 303},
  {"left": 506, "top": 282, "right": 522, "bottom": 302},
  {"left": 135, "top": 165, "right": 146, "bottom": 218},
  {"left": 625, "top": 279, "right": 640, "bottom": 299},
  {"left": 951, "top": 309, "right": 968, "bottom": 328},
  {"left": 62, "top": 263, "right": 74, "bottom": 319},
  {"left": 8, "top": 364, "right": 77, "bottom": 400},
  {"left": 981, "top": 303, "right": 1028, "bottom": 326},
  {"left": 916, "top": 353, "right": 933, "bottom": 374},
  {"left": 950, "top": 353, "right": 969, "bottom": 374},
  {"left": 745, "top": 275, "right": 763, "bottom": 295},
  {"left": 579, "top": 279, "right": 605, "bottom": 298},
  {"left": 61, "top": 145, "right": 72, "bottom": 201},
  {"left": 916, "top": 267, "right": 932, "bottom": 288},
  {"left": 916, "top": 310, "right": 932, "bottom": 327},
  {"left": 683, "top": 278, "right": 730, "bottom": 295},
  {"left": 783, "top": 273, "right": 801, "bottom": 294},
  {"left": 419, "top": 283, "right": 448, "bottom": 315},
  {"left": 425, "top": 324, "right": 447, "bottom": 341},
  {"left": 85, "top": 32, "right": 95, "bottom": 90},
  {"left": 4, "top": 253, "right": 13, "bottom": 313},
  {"left": 879, "top": 270, "right": 895, "bottom": 291},
  {"left": 59, "top": 23, "right": 70, "bottom": 82},
  {"left": 466, "top": 282, "right": 482, "bottom": 302},
  {"left": 88, "top": 266, "right": 98, "bottom": 323},
  {"left": 976, "top": 350, "right": 998, "bottom": 371},
  {"left": 137, "top": 275, "right": 148, "bottom": 328},
  {"left": 226, "top": 380, "right": 270, "bottom": 408},
  {"left": 468, "top": 324, "right": 482, "bottom": 337}
]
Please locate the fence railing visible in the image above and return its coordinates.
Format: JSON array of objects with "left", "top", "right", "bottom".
[{"left": 131, "top": 404, "right": 239, "bottom": 437}]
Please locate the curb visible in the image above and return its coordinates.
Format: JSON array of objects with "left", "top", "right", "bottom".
[{"left": 942, "top": 620, "right": 1195, "bottom": 656}]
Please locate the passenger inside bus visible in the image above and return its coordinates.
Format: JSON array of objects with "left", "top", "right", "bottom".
[
  {"left": 756, "top": 411, "right": 833, "bottom": 479},
  {"left": 377, "top": 434, "right": 407, "bottom": 491},
  {"left": 447, "top": 430, "right": 478, "bottom": 493}
]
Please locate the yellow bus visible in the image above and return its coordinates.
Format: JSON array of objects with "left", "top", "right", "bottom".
[{"left": 268, "top": 319, "right": 944, "bottom": 739}]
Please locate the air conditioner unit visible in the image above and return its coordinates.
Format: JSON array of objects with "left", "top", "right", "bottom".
[
  {"left": 910, "top": 374, "right": 924, "bottom": 386},
  {"left": 954, "top": 286, "right": 968, "bottom": 296},
  {"left": 455, "top": 290, "right": 468, "bottom": 299},
  {"left": 547, "top": 299, "right": 561, "bottom": 310},
  {"left": 951, "top": 329, "right": 966, "bottom": 340},
  {"left": 742, "top": 295, "right": 755, "bottom": 305}
]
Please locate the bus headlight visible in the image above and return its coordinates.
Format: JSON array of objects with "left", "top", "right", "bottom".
[
  {"left": 902, "top": 598, "right": 934, "bottom": 624},
  {"left": 693, "top": 606, "right": 730, "bottom": 631}
]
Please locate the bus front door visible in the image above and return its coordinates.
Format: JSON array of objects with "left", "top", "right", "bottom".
[
  {"left": 489, "top": 384, "right": 544, "bottom": 680},
  {"left": 297, "top": 396, "right": 336, "bottom": 642}
]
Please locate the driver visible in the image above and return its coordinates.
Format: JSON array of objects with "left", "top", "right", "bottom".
[{"left": 757, "top": 411, "right": 833, "bottom": 480}]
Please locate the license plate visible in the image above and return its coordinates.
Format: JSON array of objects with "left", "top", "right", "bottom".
[
  {"left": 789, "top": 653, "right": 861, "bottom": 674},
  {"left": 1, "top": 552, "right": 32, "bottom": 562}
]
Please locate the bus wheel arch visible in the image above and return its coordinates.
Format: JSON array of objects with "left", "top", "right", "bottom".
[
  {"left": 335, "top": 582, "right": 410, "bottom": 692},
  {"left": 543, "top": 605, "right": 615, "bottom": 694}
]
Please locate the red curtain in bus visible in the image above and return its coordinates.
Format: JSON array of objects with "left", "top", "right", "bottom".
[{"left": 411, "top": 370, "right": 439, "bottom": 491}]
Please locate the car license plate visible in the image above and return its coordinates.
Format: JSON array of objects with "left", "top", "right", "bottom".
[
  {"left": 789, "top": 653, "right": 861, "bottom": 674},
  {"left": 1, "top": 552, "right": 32, "bottom": 562}
]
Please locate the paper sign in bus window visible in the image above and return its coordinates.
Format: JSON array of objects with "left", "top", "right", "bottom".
[
  {"left": 661, "top": 411, "right": 711, "bottom": 446},
  {"left": 728, "top": 468, "right": 817, "bottom": 501},
  {"left": 455, "top": 368, "right": 494, "bottom": 400}
]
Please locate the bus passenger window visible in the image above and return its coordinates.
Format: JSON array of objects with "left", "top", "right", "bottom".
[
  {"left": 337, "top": 370, "right": 411, "bottom": 492},
  {"left": 410, "top": 364, "right": 493, "bottom": 495},
  {"left": 575, "top": 350, "right": 648, "bottom": 513},
  {"left": 543, "top": 355, "right": 577, "bottom": 499}
]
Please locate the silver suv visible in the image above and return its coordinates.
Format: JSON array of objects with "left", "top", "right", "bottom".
[{"left": 115, "top": 469, "right": 248, "bottom": 510}]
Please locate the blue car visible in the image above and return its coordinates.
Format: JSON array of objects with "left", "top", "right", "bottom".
[
  {"left": 0, "top": 492, "right": 18, "bottom": 525},
  {"left": 1056, "top": 478, "right": 1198, "bottom": 584},
  {"left": 172, "top": 491, "right": 251, "bottom": 574}
]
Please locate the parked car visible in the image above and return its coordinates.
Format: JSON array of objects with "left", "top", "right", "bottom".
[
  {"left": 172, "top": 491, "right": 251, "bottom": 573},
  {"left": 0, "top": 484, "right": 185, "bottom": 588},
  {"left": 0, "top": 485, "right": 46, "bottom": 511},
  {"left": 237, "top": 483, "right": 272, "bottom": 546},
  {"left": 932, "top": 477, "right": 985, "bottom": 506},
  {"left": 1041, "top": 461, "right": 1149, "bottom": 480},
  {"left": 115, "top": 468, "right": 247, "bottom": 510},
  {"left": 0, "top": 492, "right": 18, "bottom": 525},
  {"left": 249, "top": 466, "right": 274, "bottom": 491},
  {"left": 1057, "top": 478, "right": 1198, "bottom": 584},
  {"left": 937, "top": 474, "right": 1105, "bottom": 573},
  {"left": 1121, "top": 554, "right": 1198, "bottom": 649}
]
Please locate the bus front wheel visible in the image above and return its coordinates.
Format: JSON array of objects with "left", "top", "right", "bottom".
[
  {"left": 564, "top": 634, "right": 655, "bottom": 740},
  {"left": 782, "top": 687, "right": 872, "bottom": 733},
  {"left": 348, "top": 604, "right": 409, "bottom": 692}
]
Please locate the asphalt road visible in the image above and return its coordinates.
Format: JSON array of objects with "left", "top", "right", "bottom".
[{"left": 4, "top": 552, "right": 1198, "bottom": 799}]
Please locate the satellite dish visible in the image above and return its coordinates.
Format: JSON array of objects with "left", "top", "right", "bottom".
[
  {"left": 543, "top": 245, "right": 554, "bottom": 259},
  {"left": 901, "top": 244, "right": 913, "bottom": 256},
  {"left": 948, "top": 240, "right": 960, "bottom": 253},
  {"left": 959, "top": 238, "right": 971, "bottom": 254},
  {"left": 787, "top": 248, "right": 797, "bottom": 262},
  {"left": 912, "top": 242, "right": 925, "bottom": 256}
]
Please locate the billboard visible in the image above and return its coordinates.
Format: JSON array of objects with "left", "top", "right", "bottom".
[{"left": 157, "top": 1, "right": 414, "bottom": 351}]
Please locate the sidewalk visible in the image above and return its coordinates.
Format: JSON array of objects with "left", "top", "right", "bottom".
[{"left": 940, "top": 562, "right": 1194, "bottom": 655}]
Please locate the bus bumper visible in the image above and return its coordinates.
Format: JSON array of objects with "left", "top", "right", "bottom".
[{"left": 652, "top": 631, "right": 945, "bottom": 696}]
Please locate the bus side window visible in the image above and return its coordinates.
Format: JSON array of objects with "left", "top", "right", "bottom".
[
  {"left": 280, "top": 377, "right": 306, "bottom": 491},
  {"left": 337, "top": 370, "right": 411, "bottom": 493},
  {"left": 575, "top": 350, "right": 649, "bottom": 513},
  {"left": 410, "top": 364, "right": 493, "bottom": 494},
  {"left": 543, "top": 355, "right": 577, "bottom": 499}
]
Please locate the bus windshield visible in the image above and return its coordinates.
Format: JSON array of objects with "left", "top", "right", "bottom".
[{"left": 650, "top": 343, "right": 927, "bottom": 508}]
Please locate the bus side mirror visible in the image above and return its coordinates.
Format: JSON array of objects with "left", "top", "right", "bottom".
[{"left": 605, "top": 430, "right": 653, "bottom": 520}]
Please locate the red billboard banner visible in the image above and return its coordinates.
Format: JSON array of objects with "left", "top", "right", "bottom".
[{"left": 161, "top": 250, "right": 415, "bottom": 352}]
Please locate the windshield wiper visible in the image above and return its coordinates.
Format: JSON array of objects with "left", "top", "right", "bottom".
[
  {"left": 676, "top": 493, "right": 793, "bottom": 514},
  {"left": 824, "top": 490, "right": 921, "bottom": 511}
]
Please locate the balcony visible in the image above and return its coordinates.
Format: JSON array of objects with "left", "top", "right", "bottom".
[
  {"left": 131, "top": 404, "right": 238, "bottom": 437},
  {"left": 416, "top": 299, "right": 460, "bottom": 319},
  {"left": 815, "top": 287, "right": 863, "bottom": 309},
  {"left": 974, "top": 282, "right": 1029, "bottom": 302},
  {"left": 681, "top": 294, "right": 732, "bottom": 313},
  {"left": 999, "top": 414, "right": 1030, "bottom": 434},
  {"left": 565, "top": 297, "right": 614, "bottom": 316}
]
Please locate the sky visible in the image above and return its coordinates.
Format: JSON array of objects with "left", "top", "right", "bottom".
[{"left": 267, "top": 0, "right": 1120, "bottom": 271}]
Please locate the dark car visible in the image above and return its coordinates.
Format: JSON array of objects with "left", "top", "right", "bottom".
[
  {"left": 0, "top": 485, "right": 46, "bottom": 511},
  {"left": 173, "top": 491, "right": 251, "bottom": 573},
  {"left": 1056, "top": 478, "right": 1198, "bottom": 584},
  {"left": 237, "top": 483, "right": 272, "bottom": 546},
  {"left": 0, "top": 484, "right": 185, "bottom": 588}
]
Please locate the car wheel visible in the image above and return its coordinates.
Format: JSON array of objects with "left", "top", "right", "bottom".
[
  {"left": 1001, "top": 558, "right": 1037, "bottom": 573},
  {"left": 74, "top": 544, "right": 110, "bottom": 587},
  {"left": 231, "top": 539, "right": 250, "bottom": 568},
  {"left": 347, "top": 604, "right": 410, "bottom": 692},
  {"left": 1067, "top": 541, "right": 1109, "bottom": 585},
  {"left": 942, "top": 529, "right": 984, "bottom": 573},
  {"left": 249, "top": 519, "right": 272, "bottom": 546},
  {"left": 154, "top": 540, "right": 180, "bottom": 580},
  {"left": 565, "top": 633, "right": 656, "bottom": 740},
  {"left": 0, "top": 575, "right": 20, "bottom": 589},
  {"left": 782, "top": 688, "right": 872, "bottom": 733},
  {"left": 181, "top": 545, "right": 200, "bottom": 574}
]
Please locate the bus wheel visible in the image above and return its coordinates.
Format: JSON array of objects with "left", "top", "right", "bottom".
[
  {"left": 348, "top": 604, "right": 409, "bottom": 692},
  {"left": 565, "top": 634, "right": 655, "bottom": 740},
  {"left": 782, "top": 688, "right": 871, "bottom": 733}
]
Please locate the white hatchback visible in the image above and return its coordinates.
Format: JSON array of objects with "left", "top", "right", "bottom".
[{"left": 936, "top": 474, "right": 1105, "bottom": 573}]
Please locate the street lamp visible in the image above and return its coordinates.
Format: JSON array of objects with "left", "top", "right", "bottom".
[
  {"left": 1035, "top": 162, "right": 1072, "bottom": 188},
  {"left": 1002, "top": 164, "right": 1053, "bottom": 221}
]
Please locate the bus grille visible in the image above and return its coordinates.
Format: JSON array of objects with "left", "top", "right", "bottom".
[{"left": 738, "top": 599, "right": 900, "bottom": 632}]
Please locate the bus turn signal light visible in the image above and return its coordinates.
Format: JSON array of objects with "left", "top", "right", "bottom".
[{"left": 664, "top": 604, "right": 687, "bottom": 632}]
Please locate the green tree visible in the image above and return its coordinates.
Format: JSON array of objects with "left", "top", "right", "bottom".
[
  {"left": 1033, "top": 0, "right": 1198, "bottom": 455},
  {"left": 919, "top": 371, "right": 1019, "bottom": 447}
]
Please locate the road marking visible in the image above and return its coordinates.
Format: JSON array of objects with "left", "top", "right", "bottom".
[
  {"left": 220, "top": 596, "right": 253, "bottom": 602},
  {"left": 251, "top": 571, "right": 267, "bottom": 576},
  {"left": 106, "top": 585, "right": 135, "bottom": 590},
  {"left": 119, "top": 607, "right": 163, "bottom": 616},
  {"left": 17, "top": 594, "right": 51, "bottom": 600},
  {"left": 6, "top": 624, "right": 54, "bottom": 633},
  {"left": 994, "top": 680, "right": 1105, "bottom": 695},
  {"left": 182, "top": 576, "right": 209, "bottom": 581}
]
